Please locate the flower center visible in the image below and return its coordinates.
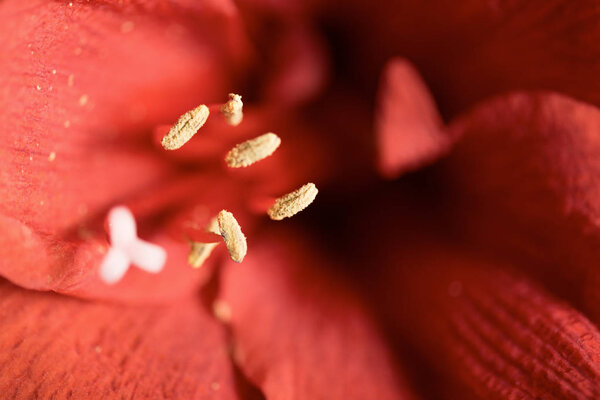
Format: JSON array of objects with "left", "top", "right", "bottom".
[{"left": 100, "top": 94, "right": 318, "bottom": 284}]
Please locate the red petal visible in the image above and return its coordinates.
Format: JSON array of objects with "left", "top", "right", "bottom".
[
  {"left": 324, "top": 0, "right": 600, "bottom": 116},
  {"left": 220, "top": 227, "right": 417, "bottom": 400},
  {"left": 261, "top": 24, "right": 329, "bottom": 106},
  {"left": 0, "top": 0, "right": 250, "bottom": 234},
  {"left": 368, "top": 229, "right": 600, "bottom": 399},
  {"left": 0, "top": 1, "right": 252, "bottom": 299},
  {"left": 0, "top": 280, "right": 238, "bottom": 398},
  {"left": 375, "top": 58, "right": 449, "bottom": 178},
  {"left": 442, "top": 92, "right": 600, "bottom": 320}
]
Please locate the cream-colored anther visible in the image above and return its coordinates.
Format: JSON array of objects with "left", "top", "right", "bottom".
[
  {"left": 225, "top": 133, "right": 281, "bottom": 168},
  {"left": 188, "top": 217, "right": 220, "bottom": 268},
  {"left": 188, "top": 242, "right": 218, "bottom": 268},
  {"left": 268, "top": 183, "right": 318, "bottom": 220},
  {"left": 220, "top": 93, "right": 243, "bottom": 126},
  {"left": 217, "top": 210, "right": 247, "bottom": 263},
  {"left": 162, "top": 104, "right": 210, "bottom": 150}
]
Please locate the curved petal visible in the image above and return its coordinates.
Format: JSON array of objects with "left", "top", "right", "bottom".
[
  {"left": 375, "top": 58, "right": 449, "bottom": 178},
  {"left": 0, "top": 0, "right": 252, "bottom": 299},
  {"left": 322, "top": 0, "right": 600, "bottom": 117},
  {"left": 0, "top": 172, "right": 238, "bottom": 303},
  {"left": 441, "top": 92, "right": 600, "bottom": 321},
  {"left": 370, "top": 236, "right": 600, "bottom": 399},
  {"left": 219, "top": 227, "right": 417, "bottom": 400},
  {"left": 0, "top": 0, "right": 246, "bottom": 235},
  {"left": 0, "top": 279, "right": 238, "bottom": 399}
]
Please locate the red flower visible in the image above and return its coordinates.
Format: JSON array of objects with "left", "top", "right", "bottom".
[{"left": 3, "top": 0, "right": 600, "bottom": 399}]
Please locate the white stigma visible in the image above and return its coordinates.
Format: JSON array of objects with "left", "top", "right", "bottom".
[{"left": 99, "top": 206, "right": 167, "bottom": 284}]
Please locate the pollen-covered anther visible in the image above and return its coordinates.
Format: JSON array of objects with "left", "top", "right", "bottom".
[
  {"left": 220, "top": 93, "right": 243, "bottom": 126},
  {"left": 188, "top": 217, "right": 220, "bottom": 269},
  {"left": 217, "top": 210, "right": 247, "bottom": 263},
  {"left": 268, "top": 183, "right": 319, "bottom": 220},
  {"left": 161, "top": 104, "right": 210, "bottom": 150},
  {"left": 225, "top": 132, "right": 281, "bottom": 168}
]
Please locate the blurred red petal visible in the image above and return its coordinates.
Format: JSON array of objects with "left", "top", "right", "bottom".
[
  {"left": 261, "top": 25, "right": 329, "bottom": 106},
  {"left": 0, "top": 279, "right": 237, "bottom": 399},
  {"left": 0, "top": 0, "right": 250, "bottom": 234},
  {"left": 220, "top": 227, "right": 417, "bottom": 400},
  {"left": 369, "top": 230, "right": 600, "bottom": 399},
  {"left": 325, "top": 0, "right": 600, "bottom": 117},
  {"left": 442, "top": 92, "right": 600, "bottom": 320},
  {"left": 375, "top": 58, "right": 448, "bottom": 178}
]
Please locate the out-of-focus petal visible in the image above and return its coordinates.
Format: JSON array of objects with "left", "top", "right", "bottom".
[
  {"left": 323, "top": 0, "right": 600, "bottom": 117},
  {"left": 220, "top": 227, "right": 417, "bottom": 400},
  {"left": 375, "top": 58, "right": 448, "bottom": 178},
  {"left": 261, "top": 25, "right": 329, "bottom": 106},
  {"left": 0, "top": 279, "right": 238, "bottom": 399},
  {"left": 441, "top": 92, "right": 600, "bottom": 321},
  {"left": 371, "top": 236, "right": 600, "bottom": 399}
]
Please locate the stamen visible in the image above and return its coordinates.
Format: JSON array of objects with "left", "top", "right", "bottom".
[
  {"left": 161, "top": 104, "right": 210, "bottom": 150},
  {"left": 99, "top": 206, "right": 167, "bottom": 284},
  {"left": 217, "top": 210, "right": 247, "bottom": 263},
  {"left": 220, "top": 93, "right": 243, "bottom": 126},
  {"left": 225, "top": 132, "right": 281, "bottom": 168},
  {"left": 268, "top": 182, "right": 318, "bottom": 220},
  {"left": 188, "top": 242, "right": 218, "bottom": 268},
  {"left": 188, "top": 217, "right": 220, "bottom": 269}
]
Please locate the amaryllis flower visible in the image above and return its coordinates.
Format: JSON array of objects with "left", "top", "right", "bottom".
[{"left": 2, "top": 0, "right": 600, "bottom": 399}]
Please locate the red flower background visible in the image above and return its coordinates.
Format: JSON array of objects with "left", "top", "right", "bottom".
[{"left": 2, "top": 0, "right": 600, "bottom": 398}]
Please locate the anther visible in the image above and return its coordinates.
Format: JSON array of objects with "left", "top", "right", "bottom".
[
  {"left": 188, "top": 242, "right": 218, "bottom": 268},
  {"left": 268, "top": 183, "right": 318, "bottom": 220},
  {"left": 188, "top": 217, "right": 220, "bottom": 268},
  {"left": 161, "top": 104, "right": 210, "bottom": 150},
  {"left": 225, "top": 132, "right": 281, "bottom": 168},
  {"left": 220, "top": 93, "right": 243, "bottom": 126},
  {"left": 217, "top": 210, "right": 247, "bottom": 263}
]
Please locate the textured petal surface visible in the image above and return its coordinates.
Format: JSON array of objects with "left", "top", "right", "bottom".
[
  {"left": 0, "top": 279, "right": 238, "bottom": 399},
  {"left": 371, "top": 236, "right": 600, "bottom": 400},
  {"left": 0, "top": 0, "right": 249, "bottom": 300},
  {"left": 441, "top": 92, "right": 600, "bottom": 321},
  {"left": 220, "top": 227, "right": 416, "bottom": 400}
]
